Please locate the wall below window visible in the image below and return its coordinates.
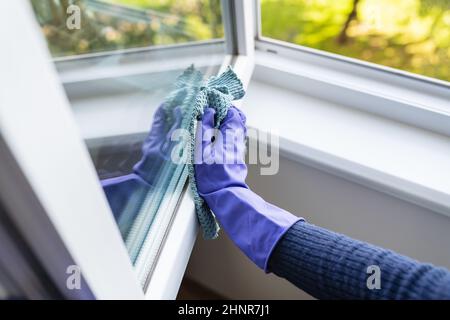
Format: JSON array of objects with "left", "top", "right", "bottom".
[{"left": 185, "top": 156, "right": 450, "bottom": 299}]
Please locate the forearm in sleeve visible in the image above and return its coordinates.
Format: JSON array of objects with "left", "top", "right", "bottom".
[{"left": 268, "top": 221, "right": 450, "bottom": 300}]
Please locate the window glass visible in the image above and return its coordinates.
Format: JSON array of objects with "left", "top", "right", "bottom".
[
  {"left": 31, "top": 0, "right": 223, "bottom": 57},
  {"left": 260, "top": 0, "right": 450, "bottom": 82},
  {"left": 30, "top": 0, "right": 225, "bottom": 290}
]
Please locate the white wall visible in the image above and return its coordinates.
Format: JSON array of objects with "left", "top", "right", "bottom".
[{"left": 185, "top": 157, "right": 450, "bottom": 299}]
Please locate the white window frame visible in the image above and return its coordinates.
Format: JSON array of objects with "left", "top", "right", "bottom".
[
  {"left": 253, "top": 0, "right": 450, "bottom": 136},
  {"left": 2, "top": 0, "right": 449, "bottom": 300},
  {"left": 0, "top": 0, "right": 145, "bottom": 299},
  {"left": 253, "top": 41, "right": 450, "bottom": 136}
]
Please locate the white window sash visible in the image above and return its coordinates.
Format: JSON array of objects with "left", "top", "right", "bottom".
[{"left": 0, "top": 0, "right": 255, "bottom": 300}]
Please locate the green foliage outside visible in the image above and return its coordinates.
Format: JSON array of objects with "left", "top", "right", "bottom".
[
  {"left": 261, "top": 0, "right": 450, "bottom": 81},
  {"left": 30, "top": 0, "right": 223, "bottom": 56},
  {"left": 31, "top": 0, "right": 449, "bottom": 82}
]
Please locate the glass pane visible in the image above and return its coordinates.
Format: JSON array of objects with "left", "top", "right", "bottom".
[
  {"left": 31, "top": 0, "right": 223, "bottom": 57},
  {"left": 260, "top": 0, "right": 450, "bottom": 82},
  {"left": 91, "top": 66, "right": 212, "bottom": 288},
  {"left": 31, "top": 0, "right": 225, "bottom": 290}
]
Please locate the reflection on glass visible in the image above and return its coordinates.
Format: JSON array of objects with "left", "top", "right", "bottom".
[
  {"left": 31, "top": 0, "right": 225, "bottom": 289},
  {"left": 100, "top": 67, "right": 203, "bottom": 286},
  {"left": 31, "top": 0, "right": 223, "bottom": 57},
  {"left": 93, "top": 67, "right": 209, "bottom": 286},
  {"left": 261, "top": 0, "right": 450, "bottom": 82}
]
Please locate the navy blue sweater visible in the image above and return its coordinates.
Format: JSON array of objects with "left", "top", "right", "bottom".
[{"left": 268, "top": 221, "right": 450, "bottom": 299}]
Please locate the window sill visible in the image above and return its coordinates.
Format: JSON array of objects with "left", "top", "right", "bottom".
[{"left": 243, "top": 57, "right": 450, "bottom": 217}]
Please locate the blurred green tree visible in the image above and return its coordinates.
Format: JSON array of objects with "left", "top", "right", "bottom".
[
  {"left": 30, "top": 0, "right": 223, "bottom": 57},
  {"left": 261, "top": 0, "right": 450, "bottom": 82}
]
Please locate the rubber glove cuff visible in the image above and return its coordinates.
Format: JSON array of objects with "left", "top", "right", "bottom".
[{"left": 201, "top": 186, "right": 302, "bottom": 271}]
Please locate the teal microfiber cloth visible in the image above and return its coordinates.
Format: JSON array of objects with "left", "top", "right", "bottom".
[{"left": 163, "top": 65, "right": 245, "bottom": 239}]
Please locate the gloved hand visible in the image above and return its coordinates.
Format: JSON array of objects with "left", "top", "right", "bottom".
[{"left": 195, "top": 107, "right": 301, "bottom": 271}]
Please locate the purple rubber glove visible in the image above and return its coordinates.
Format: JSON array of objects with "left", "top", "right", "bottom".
[{"left": 195, "top": 107, "right": 301, "bottom": 271}]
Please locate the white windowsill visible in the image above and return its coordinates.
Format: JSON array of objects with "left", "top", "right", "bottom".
[
  {"left": 67, "top": 49, "right": 450, "bottom": 299},
  {"left": 243, "top": 60, "right": 450, "bottom": 217}
]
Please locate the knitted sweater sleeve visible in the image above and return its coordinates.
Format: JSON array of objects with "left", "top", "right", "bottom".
[{"left": 268, "top": 221, "right": 450, "bottom": 299}]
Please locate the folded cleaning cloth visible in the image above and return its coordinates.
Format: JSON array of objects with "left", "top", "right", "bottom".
[{"left": 162, "top": 66, "right": 245, "bottom": 239}]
